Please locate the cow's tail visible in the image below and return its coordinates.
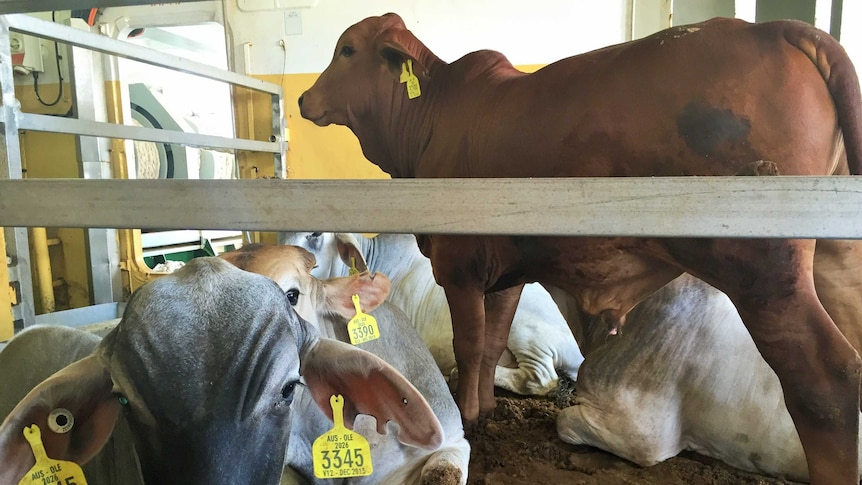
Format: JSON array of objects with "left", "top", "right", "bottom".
[{"left": 783, "top": 21, "right": 862, "bottom": 176}]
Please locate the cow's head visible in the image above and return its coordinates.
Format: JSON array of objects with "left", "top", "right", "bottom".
[
  {"left": 278, "top": 232, "right": 368, "bottom": 279},
  {"left": 0, "top": 257, "right": 441, "bottom": 484},
  {"left": 299, "top": 12, "right": 438, "bottom": 127},
  {"left": 220, "top": 244, "right": 388, "bottom": 340}
]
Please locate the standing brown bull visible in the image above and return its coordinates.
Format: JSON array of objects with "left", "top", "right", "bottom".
[{"left": 298, "top": 13, "right": 862, "bottom": 484}]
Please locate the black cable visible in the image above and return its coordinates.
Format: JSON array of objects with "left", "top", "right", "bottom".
[{"left": 33, "top": 11, "right": 63, "bottom": 107}]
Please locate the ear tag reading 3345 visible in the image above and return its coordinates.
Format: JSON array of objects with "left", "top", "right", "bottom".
[
  {"left": 18, "top": 424, "right": 88, "bottom": 485},
  {"left": 312, "top": 395, "right": 373, "bottom": 479},
  {"left": 348, "top": 294, "right": 380, "bottom": 345},
  {"left": 400, "top": 59, "right": 421, "bottom": 99}
]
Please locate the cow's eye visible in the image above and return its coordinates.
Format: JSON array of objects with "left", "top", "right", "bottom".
[
  {"left": 340, "top": 45, "right": 355, "bottom": 57},
  {"left": 281, "top": 380, "right": 298, "bottom": 401},
  {"left": 285, "top": 288, "right": 300, "bottom": 305}
]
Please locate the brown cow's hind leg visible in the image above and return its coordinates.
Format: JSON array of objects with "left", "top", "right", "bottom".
[
  {"left": 669, "top": 238, "right": 861, "bottom": 484},
  {"left": 479, "top": 284, "right": 525, "bottom": 414},
  {"left": 736, "top": 289, "right": 860, "bottom": 484},
  {"left": 443, "top": 285, "right": 487, "bottom": 427}
]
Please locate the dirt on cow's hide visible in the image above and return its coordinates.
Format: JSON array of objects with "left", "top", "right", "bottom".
[{"left": 466, "top": 390, "right": 801, "bottom": 485}]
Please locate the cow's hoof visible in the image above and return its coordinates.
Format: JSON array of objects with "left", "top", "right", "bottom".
[
  {"left": 549, "top": 372, "right": 577, "bottom": 408},
  {"left": 461, "top": 418, "right": 481, "bottom": 439},
  {"left": 420, "top": 464, "right": 463, "bottom": 485}
]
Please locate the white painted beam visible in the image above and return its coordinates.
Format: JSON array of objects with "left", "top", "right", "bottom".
[{"left": 1, "top": 177, "right": 861, "bottom": 238}]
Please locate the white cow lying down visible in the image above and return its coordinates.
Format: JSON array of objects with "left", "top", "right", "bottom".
[
  {"left": 279, "top": 232, "right": 583, "bottom": 396},
  {"left": 221, "top": 244, "right": 470, "bottom": 485},
  {"left": 550, "top": 274, "right": 862, "bottom": 483}
]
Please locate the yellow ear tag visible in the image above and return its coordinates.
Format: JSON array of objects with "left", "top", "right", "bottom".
[
  {"left": 400, "top": 59, "right": 421, "bottom": 99},
  {"left": 18, "top": 424, "right": 88, "bottom": 485},
  {"left": 312, "top": 395, "right": 373, "bottom": 479},
  {"left": 399, "top": 61, "right": 410, "bottom": 83},
  {"left": 347, "top": 294, "right": 380, "bottom": 345},
  {"left": 348, "top": 256, "right": 360, "bottom": 276}
]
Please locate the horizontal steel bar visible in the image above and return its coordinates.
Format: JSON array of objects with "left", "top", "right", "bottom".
[
  {"left": 18, "top": 112, "right": 282, "bottom": 153},
  {"left": 1, "top": 177, "right": 862, "bottom": 238},
  {"left": 2, "top": 13, "right": 281, "bottom": 95},
  {"left": 33, "top": 302, "right": 122, "bottom": 327},
  {"left": 0, "top": 1, "right": 204, "bottom": 15}
]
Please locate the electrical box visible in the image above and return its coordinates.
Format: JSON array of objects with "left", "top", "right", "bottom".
[{"left": 10, "top": 32, "right": 44, "bottom": 73}]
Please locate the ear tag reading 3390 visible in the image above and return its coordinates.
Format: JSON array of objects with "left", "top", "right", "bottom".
[
  {"left": 312, "top": 395, "right": 373, "bottom": 479},
  {"left": 400, "top": 59, "right": 421, "bottom": 99},
  {"left": 18, "top": 424, "right": 88, "bottom": 485},
  {"left": 348, "top": 294, "right": 380, "bottom": 345}
]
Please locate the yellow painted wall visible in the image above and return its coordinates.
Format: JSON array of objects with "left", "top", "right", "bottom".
[
  {"left": 16, "top": 82, "right": 73, "bottom": 116},
  {"left": 277, "top": 73, "right": 389, "bottom": 180},
  {"left": 235, "top": 74, "right": 389, "bottom": 180}
]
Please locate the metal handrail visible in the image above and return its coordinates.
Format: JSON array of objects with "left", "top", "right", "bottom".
[
  {"left": 4, "top": 13, "right": 280, "bottom": 95},
  {"left": 16, "top": 112, "right": 282, "bottom": 154},
  {"left": 0, "top": 14, "right": 285, "bottom": 156}
]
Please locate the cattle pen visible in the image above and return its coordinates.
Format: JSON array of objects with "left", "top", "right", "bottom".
[{"left": 1, "top": 1, "right": 861, "bottom": 484}]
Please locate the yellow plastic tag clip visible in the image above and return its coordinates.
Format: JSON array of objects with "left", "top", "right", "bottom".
[
  {"left": 312, "top": 395, "right": 373, "bottom": 479},
  {"left": 347, "top": 294, "right": 380, "bottom": 345},
  {"left": 18, "top": 424, "right": 88, "bottom": 485},
  {"left": 348, "top": 256, "right": 360, "bottom": 276},
  {"left": 400, "top": 59, "right": 421, "bottom": 99}
]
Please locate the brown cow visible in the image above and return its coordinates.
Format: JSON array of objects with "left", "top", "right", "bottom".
[{"left": 298, "top": 13, "right": 862, "bottom": 484}]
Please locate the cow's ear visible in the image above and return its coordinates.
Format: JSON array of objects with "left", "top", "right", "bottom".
[
  {"left": 300, "top": 338, "right": 444, "bottom": 450},
  {"left": 0, "top": 354, "right": 121, "bottom": 482},
  {"left": 376, "top": 28, "right": 428, "bottom": 78},
  {"left": 323, "top": 271, "right": 391, "bottom": 319},
  {"left": 334, "top": 233, "right": 368, "bottom": 273}
]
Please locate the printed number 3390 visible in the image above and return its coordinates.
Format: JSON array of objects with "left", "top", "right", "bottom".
[
  {"left": 351, "top": 325, "right": 374, "bottom": 340},
  {"left": 319, "top": 449, "right": 365, "bottom": 469}
]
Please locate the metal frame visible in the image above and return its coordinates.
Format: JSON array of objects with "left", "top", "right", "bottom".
[
  {"left": 0, "top": 12, "right": 286, "bottom": 329},
  {"left": 0, "top": 18, "right": 34, "bottom": 329},
  {"left": 68, "top": 18, "right": 124, "bottom": 306}
]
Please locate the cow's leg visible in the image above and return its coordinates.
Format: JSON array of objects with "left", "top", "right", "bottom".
[
  {"left": 479, "top": 284, "right": 524, "bottom": 413},
  {"left": 666, "top": 238, "right": 861, "bottom": 485},
  {"left": 443, "top": 285, "right": 487, "bottom": 425},
  {"left": 737, "top": 290, "right": 860, "bottom": 484},
  {"left": 814, "top": 239, "right": 862, "bottom": 354}
]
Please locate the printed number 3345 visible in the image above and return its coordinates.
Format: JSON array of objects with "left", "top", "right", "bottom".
[{"left": 319, "top": 449, "right": 365, "bottom": 469}]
